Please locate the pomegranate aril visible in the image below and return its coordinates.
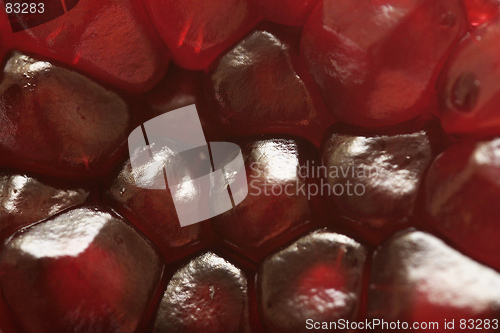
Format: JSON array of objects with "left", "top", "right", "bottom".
[
  {"left": 0, "top": 0, "right": 168, "bottom": 92},
  {"left": 424, "top": 138, "right": 500, "bottom": 270},
  {"left": 0, "top": 172, "right": 88, "bottom": 239},
  {"left": 248, "top": 0, "right": 320, "bottom": 26},
  {"left": 0, "top": 52, "right": 129, "bottom": 178},
  {"left": 0, "top": 207, "right": 164, "bottom": 333},
  {"left": 212, "top": 137, "right": 317, "bottom": 262},
  {"left": 368, "top": 230, "right": 500, "bottom": 332},
  {"left": 106, "top": 138, "right": 202, "bottom": 259},
  {"left": 321, "top": 116, "right": 446, "bottom": 242},
  {"left": 258, "top": 229, "right": 366, "bottom": 333},
  {"left": 437, "top": 15, "right": 500, "bottom": 136},
  {"left": 142, "top": 0, "right": 261, "bottom": 70},
  {"left": 301, "top": 0, "right": 468, "bottom": 127},
  {"left": 462, "top": 0, "right": 500, "bottom": 26},
  {"left": 153, "top": 252, "right": 250, "bottom": 333},
  {"left": 205, "top": 25, "right": 334, "bottom": 147}
]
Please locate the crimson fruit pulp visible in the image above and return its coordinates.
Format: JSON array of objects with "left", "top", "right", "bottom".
[
  {"left": 368, "top": 230, "right": 500, "bottom": 333},
  {"left": 142, "top": 0, "right": 261, "bottom": 70},
  {"left": 301, "top": 0, "right": 468, "bottom": 127},
  {"left": 424, "top": 138, "right": 500, "bottom": 271},
  {"left": 438, "top": 14, "right": 500, "bottom": 136},
  {"left": 0, "top": 52, "right": 129, "bottom": 178},
  {"left": 0, "top": 0, "right": 500, "bottom": 332},
  {"left": 0, "top": 0, "right": 168, "bottom": 92}
]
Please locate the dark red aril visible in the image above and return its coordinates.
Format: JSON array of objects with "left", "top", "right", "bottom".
[
  {"left": 0, "top": 53, "right": 130, "bottom": 178},
  {"left": 153, "top": 252, "right": 250, "bottom": 333},
  {"left": 142, "top": 0, "right": 261, "bottom": 70},
  {"left": 321, "top": 115, "right": 447, "bottom": 243},
  {"left": 248, "top": 0, "right": 320, "bottom": 26},
  {"left": 205, "top": 24, "right": 334, "bottom": 147},
  {"left": 106, "top": 136, "right": 203, "bottom": 261},
  {"left": 423, "top": 138, "right": 500, "bottom": 270},
  {"left": 462, "top": 0, "right": 500, "bottom": 26},
  {"left": 301, "top": 0, "right": 468, "bottom": 127},
  {"left": 0, "top": 172, "right": 88, "bottom": 240},
  {"left": 368, "top": 230, "right": 500, "bottom": 332},
  {"left": 212, "top": 137, "right": 317, "bottom": 262},
  {"left": 0, "top": 0, "right": 168, "bottom": 92},
  {"left": 0, "top": 207, "right": 164, "bottom": 333},
  {"left": 258, "top": 229, "right": 366, "bottom": 333}
]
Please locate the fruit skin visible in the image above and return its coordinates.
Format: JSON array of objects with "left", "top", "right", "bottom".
[
  {"left": 0, "top": 52, "right": 130, "bottom": 178},
  {"left": 301, "top": 0, "right": 468, "bottom": 127},
  {"left": 204, "top": 24, "right": 335, "bottom": 147},
  {"left": 423, "top": 138, "right": 500, "bottom": 271},
  {"left": 321, "top": 115, "right": 447, "bottom": 243},
  {"left": 142, "top": 0, "right": 262, "bottom": 70},
  {"left": 248, "top": 0, "right": 320, "bottom": 26},
  {"left": 437, "top": 14, "right": 500, "bottom": 136},
  {"left": 153, "top": 252, "right": 250, "bottom": 333},
  {"left": 258, "top": 229, "right": 366, "bottom": 333},
  {"left": 368, "top": 230, "right": 500, "bottom": 332},
  {"left": 0, "top": 207, "right": 164, "bottom": 333}
]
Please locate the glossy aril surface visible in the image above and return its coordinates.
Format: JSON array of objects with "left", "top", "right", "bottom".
[
  {"left": 301, "top": 0, "right": 468, "bottom": 127},
  {"left": 107, "top": 136, "right": 202, "bottom": 259},
  {"left": 212, "top": 137, "right": 316, "bottom": 262},
  {"left": 0, "top": 1, "right": 498, "bottom": 332},
  {"left": 0, "top": 53, "right": 129, "bottom": 178},
  {"left": 0, "top": 207, "right": 164, "bottom": 333},
  {"left": 424, "top": 138, "right": 500, "bottom": 270},
  {"left": 142, "top": 0, "right": 261, "bottom": 70},
  {"left": 153, "top": 252, "right": 249, "bottom": 333},
  {"left": 205, "top": 25, "right": 334, "bottom": 147},
  {"left": 248, "top": 0, "right": 319, "bottom": 26},
  {"left": 369, "top": 230, "right": 500, "bottom": 332},
  {"left": 0, "top": 0, "right": 168, "bottom": 92},
  {"left": 321, "top": 116, "right": 446, "bottom": 242},
  {"left": 437, "top": 14, "right": 500, "bottom": 136},
  {"left": 258, "top": 229, "right": 366, "bottom": 333},
  {"left": 462, "top": 0, "right": 500, "bottom": 26},
  {"left": 0, "top": 173, "right": 88, "bottom": 239}
]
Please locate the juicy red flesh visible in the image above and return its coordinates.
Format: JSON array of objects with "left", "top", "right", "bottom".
[
  {"left": 142, "top": 0, "right": 261, "bottom": 70},
  {"left": 321, "top": 116, "right": 447, "bottom": 242},
  {"left": 258, "top": 229, "right": 366, "bottom": 332},
  {"left": 0, "top": 207, "right": 164, "bottom": 333},
  {"left": 301, "top": 0, "right": 468, "bottom": 127},
  {"left": 462, "top": 0, "right": 500, "bottom": 26},
  {"left": 205, "top": 25, "right": 334, "bottom": 147},
  {"left": 106, "top": 143, "right": 203, "bottom": 260},
  {"left": 0, "top": 0, "right": 168, "bottom": 92},
  {"left": 0, "top": 1, "right": 499, "bottom": 332},
  {"left": 212, "top": 137, "right": 316, "bottom": 262},
  {"left": 248, "top": 0, "right": 320, "bottom": 26},
  {"left": 437, "top": 14, "right": 500, "bottom": 136},
  {"left": 424, "top": 138, "right": 500, "bottom": 270},
  {"left": 369, "top": 230, "right": 500, "bottom": 332},
  {"left": 153, "top": 252, "right": 250, "bottom": 333},
  {"left": 0, "top": 172, "right": 88, "bottom": 239},
  {"left": 0, "top": 52, "right": 130, "bottom": 178}
]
